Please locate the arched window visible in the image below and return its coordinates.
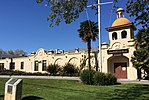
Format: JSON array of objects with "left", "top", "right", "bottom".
[
  {"left": 112, "top": 32, "right": 117, "bottom": 40},
  {"left": 121, "top": 31, "right": 127, "bottom": 39}
]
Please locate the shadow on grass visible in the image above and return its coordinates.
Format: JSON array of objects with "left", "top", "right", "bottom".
[
  {"left": 109, "top": 84, "right": 149, "bottom": 100},
  {"left": 22, "top": 96, "right": 43, "bottom": 100},
  {"left": 0, "top": 95, "right": 4, "bottom": 100}
]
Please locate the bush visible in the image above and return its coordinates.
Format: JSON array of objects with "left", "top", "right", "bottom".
[
  {"left": 0, "top": 70, "right": 13, "bottom": 75},
  {"left": 47, "top": 64, "right": 61, "bottom": 76},
  {"left": 0, "top": 70, "right": 48, "bottom": 76},
  {"left": 80, "top": 69, "right": 95, "bottom": 85},
  {"left": 105, "top": 73, "right": 117, "bottom": 85},
  {"left": 62, "top": 63, "right": 79, "bottom": 76},
  {"left": 94, "top": 72, "right": 106, "bottom": 85},
  {"left": 94, "top": 72, "right": 117, "bottom": 85},
  {"left": 80, "top": 70, "right": 117, "bottom": 86},
  {"left": 13, "top": 70, "right": 26, "bottom": 75}
]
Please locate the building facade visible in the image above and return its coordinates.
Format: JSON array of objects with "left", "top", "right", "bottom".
[
  {"left": 0, "top": 8, "right": 138, "bottom": 80},
  {"left": 101, "top": 8, "right": 137, "bottom": 80},
  {"left": 0, "top": 48, "right": 97, "bottom": 73}
]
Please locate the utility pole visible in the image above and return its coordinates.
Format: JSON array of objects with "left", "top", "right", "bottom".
[{"left": 87, "top": 1, "right": 113, "bottom": 72}]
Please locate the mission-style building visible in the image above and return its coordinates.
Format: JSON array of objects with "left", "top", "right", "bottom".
[{"left": 0, "top": 8, "right": 138, "bottom": 80}]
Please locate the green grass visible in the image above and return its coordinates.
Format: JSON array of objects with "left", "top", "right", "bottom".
[{"left": 0, "top": 78, "right": 149, "bottom": 100}]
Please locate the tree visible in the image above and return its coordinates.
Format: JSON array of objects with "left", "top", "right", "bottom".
[
  {"left": 0, "top": 49, "right": 27, "bottom": 59},
  {"left": 126, "top": 0, "right": 149, "bottom": 28},
  {"left": 14, "top": 49, "right": 27, "bottom": 56},
  {"left": 77, "top": 20, "right": 98, "bottom": 70},
  {"left": 131, "top": 47, "right": 149, "bottom": 79},
  {"left": 37, "top": 0, "right": 149, "bottom": 28},
  {"left": 7, "top": 49, "right": 27, "bottom": 57},
  {"left": 7, "top": 50, "right": 15, "bottom": 55},
  {"left": 131, "top": 29, "right": 149, "bottom": 79},
  {"left": 135, "top": 29, "right": 149, "bottom": 49},
  {"left": 36, "top": 0, "right": 88, "bottom": 27}
]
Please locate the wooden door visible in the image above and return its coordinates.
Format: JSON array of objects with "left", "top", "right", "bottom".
[{"left": 114, "top": 63, "right": 127, "bottom": 79}]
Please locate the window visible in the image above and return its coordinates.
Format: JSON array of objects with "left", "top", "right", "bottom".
[
  {"left": 34, "top": 61, "right": 38, "bottom": 71},
  {"left": 21, "top": 62, "right": 24, "bottom": 69},
  {"left": 112, "top": 32, "right": 117, "bottom": 40},
  {"left": 0, "top": 63, "right": 4, "bottom": 70},
  {"left": 10, "top": 62, "right": 15, "bottom": 70},
  {"left": 121, "top": 31, "right": 127, "bottom": 39},
  {"left": 42, "top": 60, "right": 47, "bottom": 71}
]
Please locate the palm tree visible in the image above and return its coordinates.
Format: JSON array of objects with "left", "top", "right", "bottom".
[{"left": 78, "top": 20, "right": 98, "bottom": 70}]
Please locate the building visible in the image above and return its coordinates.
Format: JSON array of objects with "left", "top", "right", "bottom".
[
  {"left": 0, "top": 48, "right": 98, "bottom": 73},
  {"left": 0, "top": 8, "right": 138, "bottom": 80},
  {"left": 101, "top": 8, "right": 137, "bottom": 80}
]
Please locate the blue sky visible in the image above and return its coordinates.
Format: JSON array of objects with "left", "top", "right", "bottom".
[{"left": 0, "top": 0, "right": 135, "bottom": 54}]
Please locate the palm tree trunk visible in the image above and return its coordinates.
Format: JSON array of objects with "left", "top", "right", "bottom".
[{"left": 87, "top": 40, "right": 91, "bottom": 70}]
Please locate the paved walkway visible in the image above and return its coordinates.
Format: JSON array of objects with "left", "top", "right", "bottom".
[
  {"left": 117, "top": 79, "right": 149, "bottom": 85},
  {"left": 1, "top": 75, "right": 149, "bottom": 84},
  {"left": 0, "top": 75, "right": 80, "bottom": 80}
]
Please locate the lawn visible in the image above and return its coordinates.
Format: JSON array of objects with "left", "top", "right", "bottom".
[{"left": 0, "top": 78, "right": 149, "bottom": 100}]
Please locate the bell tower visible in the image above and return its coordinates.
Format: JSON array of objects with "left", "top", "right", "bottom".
[
  {"left": 101, "top": 8, "right": 137, "bottom": 80},
  {"left": 106, "top": 8, "right": 136, "bottom": 50}
]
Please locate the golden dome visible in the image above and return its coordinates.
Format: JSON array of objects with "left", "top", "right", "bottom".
[{"left": 112, "top": 17, "right": 131, "bottom": 27}]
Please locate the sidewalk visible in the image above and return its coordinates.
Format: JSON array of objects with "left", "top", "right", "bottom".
[
  {"left": 117, "top": 79, "right": 149, "bottom": 84},
  {"left": 0, "top": 75, "right": 80, "bottom": 80},
  {"left": 1, "top": 75, "right": 149, "bottom": 84}
]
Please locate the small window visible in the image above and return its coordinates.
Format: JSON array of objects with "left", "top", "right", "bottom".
[
  {"left": 21, "top": 62, "right": 24, "bottom": 69},
  {"left": 34, "top": 61, "right": 38, "bottom": 71},
  {"left": 121, "top": 31, "right": 127, "bottom": 39},
  {"left": 10, "top": 62, "right": 15, "bottom": 70},
  {"left": 0, "top": 63, "right": 4, "bottom": 70},
  {"left": 112, "top": 32, "right": 117, "bottom": 40},
  {"left": 42, "top": 60, "right": 47, "bottom": 71}
]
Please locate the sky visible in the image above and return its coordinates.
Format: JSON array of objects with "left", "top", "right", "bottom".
[{"left": 0, "top": 0, "right": 136, "bottom": 54}]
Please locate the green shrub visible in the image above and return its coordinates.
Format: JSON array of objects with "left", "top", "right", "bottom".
[
  {"left": 80, "top": 70, "right": 117, "bottom": 86},
  {"left": 94, "top": 72, "right": 106, "bottom": 85},
  {"left": 80, "top": 69, "right": 95, "bottom": 85},
  {"left": 105, "top": 73, "right": 117, "bottom": 85},
  {"left": 47, "top": 64, "right": 61, "bottom": 76},
  {"left": 0, "top": 70, "right": 48, "bottom": 76},
  {"left": 94, "top": 72, "right": 117, "bottom": 85},
  {"left": 13, "top": 70, "right": 26, "bottom": 75},
  {"left": 0, "top": 70, "right": 13, "bottom": 75},
  {"left": 62, "top": 63, "right": 79, "bottom": 76}
]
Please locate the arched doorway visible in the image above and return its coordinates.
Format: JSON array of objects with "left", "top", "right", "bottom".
[{"left": 107, "top": 56, "right": 129, "bottom": 79}]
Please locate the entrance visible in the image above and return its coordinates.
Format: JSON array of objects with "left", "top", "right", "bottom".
[{"left": 114, "top": 63, "right": 127, "bottom": 79}]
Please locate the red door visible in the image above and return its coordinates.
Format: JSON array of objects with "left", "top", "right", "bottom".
[{"left": 114, "top": 63, "right": 127, "bottom": 79}]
